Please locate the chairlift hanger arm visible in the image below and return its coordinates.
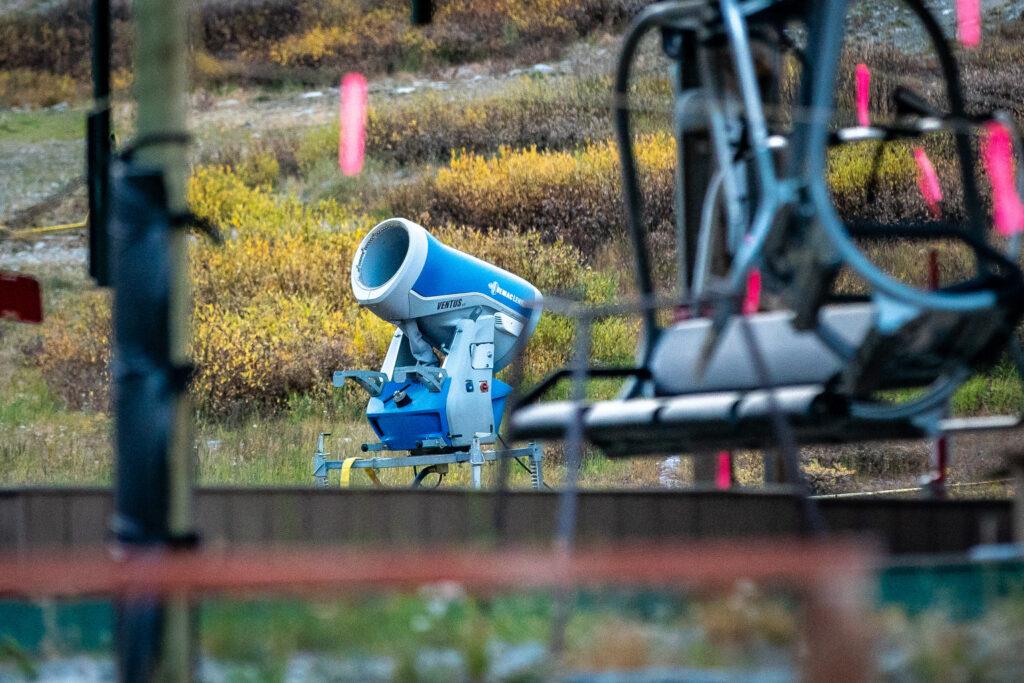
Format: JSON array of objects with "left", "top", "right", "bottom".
[{"left": 615, "top": 1, "right": 712, "bottom": 362}]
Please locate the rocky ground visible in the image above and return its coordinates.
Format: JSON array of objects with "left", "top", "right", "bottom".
[{"left": 846, "top": 0, "right": 1024, "bottom": 49}]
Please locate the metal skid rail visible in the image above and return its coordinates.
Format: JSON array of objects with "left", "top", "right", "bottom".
[{"left": 313, "top": 433, "right": 544, "bottom": 490}]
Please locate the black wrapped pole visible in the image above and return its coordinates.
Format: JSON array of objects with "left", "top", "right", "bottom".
[{"left": 112, "top": 0, "right": 195, "bottom": 679}]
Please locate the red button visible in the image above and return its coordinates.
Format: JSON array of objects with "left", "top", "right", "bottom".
[{"left": 479, "top": 381, "right": 489, "bottom": 392}]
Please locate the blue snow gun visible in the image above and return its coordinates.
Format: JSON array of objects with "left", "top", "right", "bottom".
[{"left": 337, "top": 218, "right": 543, "bottom": 452}]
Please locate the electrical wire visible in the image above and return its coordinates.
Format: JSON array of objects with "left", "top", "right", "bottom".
[
  {"left": 812, "top": 478, "right": 1013, "bottom": 499},
  {"left": 1, "top": 219, "right": 87, "bottom": 240},
  {"left": 0, "top": 176, "right": 85, "bottom": 235}
]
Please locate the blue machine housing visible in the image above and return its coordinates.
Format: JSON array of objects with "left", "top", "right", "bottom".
[
  {"left": 412, "top": 231, "right": 535, "bottom": 323},
  {"left": 367, "top": 378, "right": 513, "bottom": 451},
  {"left": 348, "top": 218, "right": 541, "bottom": 452}
]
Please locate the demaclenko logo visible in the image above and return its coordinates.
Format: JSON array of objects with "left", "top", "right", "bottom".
[{"left": 488, "top": 281, "right": 525, "bottom": 306}]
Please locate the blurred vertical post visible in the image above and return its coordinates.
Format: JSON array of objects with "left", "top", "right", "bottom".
[
  {"left": 114, "top": 0, "right": 194, "bottom": 679},
  {"left": 926, "top": 249, "right": 948, "bottom": 498},
  {"left": 410, "top": 0, "right": 433, "bottom": 25},
  {"left": 87, "top": 0, "right": 111, "bottom": 285}
]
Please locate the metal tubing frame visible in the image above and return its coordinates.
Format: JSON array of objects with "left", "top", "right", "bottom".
[
  {"left": 717, "top": 0, "right": 788, "bottom": 298},
  {"left": 584, "top": 0, "right": 1024, "bottom": 438},
  {"left": 313, "top": 444, "right": 545, "bottom": 491}
]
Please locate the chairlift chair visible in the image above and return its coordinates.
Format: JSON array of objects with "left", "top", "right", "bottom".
[{"left": 509, "top": 0, "right": 1024, "bottom": 459}]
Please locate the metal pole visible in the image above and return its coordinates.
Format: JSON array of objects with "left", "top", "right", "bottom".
[
  {"left": 113, "top": 0, "right": 194, "bottom": 679},
  {"left": 87, "top": 0, "right": 111, "bottom": 285},
  {"left": 925, "top": 249, "right": 949, "bottom": 498},
  {"left": 410, "top": 0, "right": 433, "bottom": 25}
]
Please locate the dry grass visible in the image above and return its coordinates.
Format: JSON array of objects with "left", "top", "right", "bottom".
[{"left": 6, "top": 11, "right": 1024, "bottom": 494}]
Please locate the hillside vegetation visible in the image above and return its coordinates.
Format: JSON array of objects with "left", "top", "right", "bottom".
[
  {"left": 0, "top": 0, "right": 645, "bottom": 106},
  {"left": 3, "top": 5, "right": 1024, "bottom": 490}
]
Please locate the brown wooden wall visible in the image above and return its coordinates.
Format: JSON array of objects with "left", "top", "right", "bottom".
[{"left": 0, "top": 487, "right": 1013, "bottom": 555}]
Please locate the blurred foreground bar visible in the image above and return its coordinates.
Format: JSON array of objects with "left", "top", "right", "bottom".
[{"left": 0, "top": 487, "right": 1011, "bottom": 555}]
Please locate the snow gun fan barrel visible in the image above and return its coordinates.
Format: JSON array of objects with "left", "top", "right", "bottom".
[
  {"left": 342, "top": 218, "right": 542, "bottom": 453},
  {"left": 350, "top": 218, "right": 542, "bottom": 373}
]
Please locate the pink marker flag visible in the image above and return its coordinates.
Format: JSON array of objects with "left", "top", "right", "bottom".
[
  {"left": 913, "top": 148, "right": 943, "bottom": 218},
  {"left": 339, "top": 72, "right": 368, "bottom": 176},
  {"left": 715, "top": 452, "right": 732, "bottom": 490},
  {"left": 855, "top": 63, "right": 871, "bottom": 127},
  {"left": 742, "top": 267, "right": 762, "bottom": 316},
  {"left": 957, "top": 0, "right": 981, "bottom": 48},
  {"left": 983, "top": 122, "right": 1024, "bottom": 236}
]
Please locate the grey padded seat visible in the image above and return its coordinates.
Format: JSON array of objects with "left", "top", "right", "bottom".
[
  {"left": 649, "top": 304, "right": 874, "bottom": 396},
  {"left": 508, "top": 304, "right": 932, "bottom": 455}
]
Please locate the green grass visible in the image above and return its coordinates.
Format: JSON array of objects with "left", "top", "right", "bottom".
[
  {"left": 876, "top": 361, "right": 1024, "bottom": 418},
  {"left": 1, "top": 587, "right": 804, "bottom": 677},
  {"left": 0, "top": 108, "right": 84, "bottom": 143},
  {"left": 0, "top": 352, "right": 656, "bottom": 489},
  {"left": 0, "top": 366, "right": 59, "bottom": 426},
  {"left": 196, "top": 587, "right": 798, "bottom": 677},
  {"left": 951, "top": 362, "right": 1024, "bottom": 416}
]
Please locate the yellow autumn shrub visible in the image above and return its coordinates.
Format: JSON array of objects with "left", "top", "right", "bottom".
[
  {"left": 192, "top": 293, "right": 353, "bottom": 416},
  {"left": 268, "top": 25, "right": 350, "bottom": 67},
  {"left": 37, "top": 166, "right": 624, "bottom": 418},
  {"left": 393, "top": 132, "right": 677, "bottom": 250},
  {"left": 827, "top": 141, "right": 917, "bottom": 201},
  {"left": 0, "top": 68, "right": 82, "bottom": 107},
  {"left": 2, "top": 0, "right": 634, "bottom": 95},
  {"left": 186, "top": 166, "right": 369, "bottom": 415}
]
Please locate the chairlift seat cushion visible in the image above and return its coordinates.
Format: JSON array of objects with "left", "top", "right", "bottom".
[{"left": 649, "top": 304, "right": 874, "bottom": 396}]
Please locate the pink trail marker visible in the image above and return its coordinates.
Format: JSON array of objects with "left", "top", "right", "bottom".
[
  {"left": 742, "top": 267, "right": 762, "bottom": 316},
  {"left": 913, "top": 148, "right": 943, "bottom": 218},
  {"left": 715, "top": 452, "right": 732, "bottom": 490},
  {"left": 855, "top": 63, "right": 871, "bottom": 127},
  {"left": 714, "top": 261, "right": 762, "bottom": 490},
  {"left": 956, "top": 0, "right": 981, "bottom": 48},
  {"left": 339, "top": 72, "right": 368, "bottom": 176},
  {"left": 982, "top": 122, "right": 1024, "bottom": 236}
]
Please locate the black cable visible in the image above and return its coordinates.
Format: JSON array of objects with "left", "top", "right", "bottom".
[
  {"left": 411, "top": 465, "right": 443, "bottom": 488},
  {"left": 614, "top": 3, "right": 705, "bottom": 364}
]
